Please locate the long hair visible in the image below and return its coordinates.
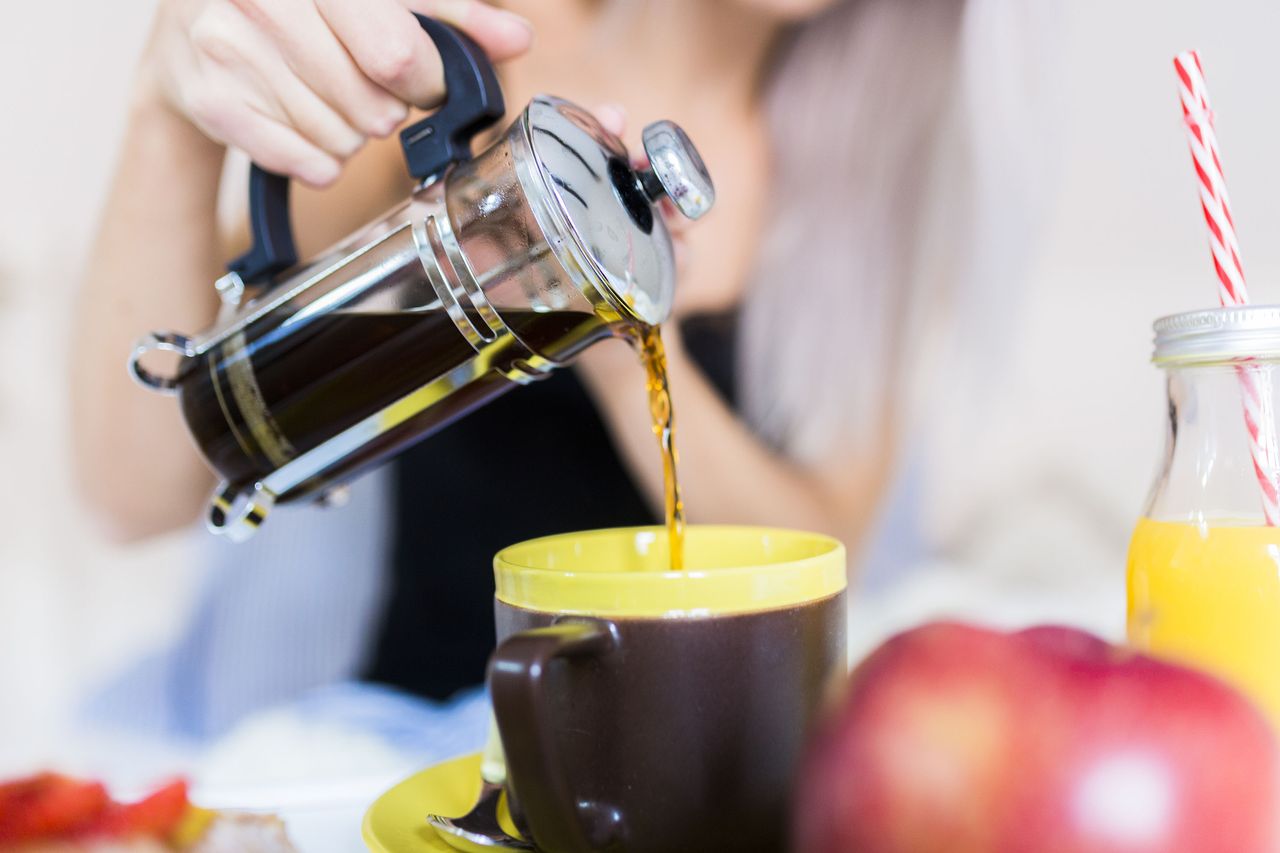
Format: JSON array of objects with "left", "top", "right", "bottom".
[{"left": 741, "top": 0, "right": 968, "bottom": 463}]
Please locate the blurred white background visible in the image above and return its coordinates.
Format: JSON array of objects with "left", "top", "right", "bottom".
[
  {"left": 0, "top": 2, "right": 196, "bottom": 767},
  {"left": 2, "top": 0, "right": 1279, "bottom": 781}
]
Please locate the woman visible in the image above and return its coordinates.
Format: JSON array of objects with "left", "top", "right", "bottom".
[{"left": 71, "top": 0, "right": 973, "bottom": 725}]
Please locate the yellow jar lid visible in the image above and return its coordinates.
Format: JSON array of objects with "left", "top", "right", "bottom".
[{"left": 494, "top": 525, "right": 846, "bottom": 618}]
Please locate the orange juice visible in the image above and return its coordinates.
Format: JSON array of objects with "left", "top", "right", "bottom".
[{"left": 1128, "top": 517, "right": 1280, "bottom": 725}]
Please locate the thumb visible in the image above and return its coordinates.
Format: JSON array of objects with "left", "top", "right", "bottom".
[{"left": 399, "top": 0, "right": 534, "bottom": 61}]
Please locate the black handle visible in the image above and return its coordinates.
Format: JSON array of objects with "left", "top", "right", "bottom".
[
  {"left": 228, "top": 167, "right": 294, "bottom": 284},
  {"left": 228, "top": 15, "right": 505, "bottom": 285},
  {"left": 399, "top": 14, "right": 505, "bottom": 182}
]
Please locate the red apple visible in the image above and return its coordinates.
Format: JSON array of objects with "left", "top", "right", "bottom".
[{"left": 792, "top": 622, "right": 1280, "bottom": 853}]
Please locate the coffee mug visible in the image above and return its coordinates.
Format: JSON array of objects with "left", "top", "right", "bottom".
[{"left": 488, "top": 525, "right": 846, "bottom": 853}]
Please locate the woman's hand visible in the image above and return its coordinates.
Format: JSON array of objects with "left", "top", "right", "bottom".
[{"left": 137, "top": 0, "right": 533, "bottom": 187}]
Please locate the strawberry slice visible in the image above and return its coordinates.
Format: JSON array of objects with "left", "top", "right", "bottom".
[
  {"left": 0, "top": 773, "right": 110, "bottom": 842},
  {"left": 83, "top": 779, "right": 191, "bottom": 841}
]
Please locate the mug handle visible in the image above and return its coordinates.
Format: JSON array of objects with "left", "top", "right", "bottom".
[{"left": 488, "top": 619, "right": 619, "bottom": 853}]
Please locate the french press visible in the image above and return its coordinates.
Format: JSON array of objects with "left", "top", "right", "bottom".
[{"left": 129, "top": 16, "right": 713, "bottom": 541}]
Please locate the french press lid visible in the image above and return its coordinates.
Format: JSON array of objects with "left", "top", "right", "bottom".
[{"left": 520, "top": 98, "right": 714, "bottom": 326}]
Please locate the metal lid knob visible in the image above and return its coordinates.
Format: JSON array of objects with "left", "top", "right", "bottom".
[{"left": 639, "top": 121, "right": 715, "bottom": 220}]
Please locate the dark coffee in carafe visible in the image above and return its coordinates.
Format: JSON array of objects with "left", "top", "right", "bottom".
[{"left": 179, "top": 305, "right": 607, "bottom": 502}]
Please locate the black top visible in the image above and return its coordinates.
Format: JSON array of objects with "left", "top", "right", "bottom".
[{"left": 363, "top": 313, "right": 739, "bottom": 700}]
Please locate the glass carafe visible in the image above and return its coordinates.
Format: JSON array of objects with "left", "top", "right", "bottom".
[
  {"left": 1128, "top": 305, "right": 1280, "bottom": 726},
  {"left": 127, "top": 17, "right": 714, "bottom": 541}
]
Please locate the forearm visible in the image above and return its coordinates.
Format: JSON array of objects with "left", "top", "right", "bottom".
[
  {"left": 70, "top": 84, "right": 224, "bottom": 540},
  {"left": 578, "top": 326, "right": 888, "bottom": 549}
]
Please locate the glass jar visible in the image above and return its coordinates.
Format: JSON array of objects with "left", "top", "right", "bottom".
[{"left": 1128, "top": 305, "right": 1280, "bottom": 726}]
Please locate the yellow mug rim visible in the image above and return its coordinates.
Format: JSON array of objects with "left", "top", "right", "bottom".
[{"left": 494, "top": 525, "right": 846, "bottom": 618}]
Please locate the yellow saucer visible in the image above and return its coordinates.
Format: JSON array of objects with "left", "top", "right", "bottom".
[{"left": 362, "top": 754, "right": 524, "bottom": 852}]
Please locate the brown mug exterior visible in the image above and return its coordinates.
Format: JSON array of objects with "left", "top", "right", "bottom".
[{"left": 489, "top": 590, "right": 847, "bottom": 853}]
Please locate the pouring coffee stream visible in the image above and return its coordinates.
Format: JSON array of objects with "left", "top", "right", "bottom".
[
  {"left": 128, "top": 16, "right": 713, "bottom": 554},
  {"left": 635, "top": 325, "right": 685, "bottom": 570}
]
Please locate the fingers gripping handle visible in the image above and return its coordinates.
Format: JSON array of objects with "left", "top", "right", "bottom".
[
  {"left": 400, "top": 15, "right": 506, "bottom": 182},
  {"left": 489, "top": 620, "right": 620, "bottom": 853},
  {"left": 228, "top": 15, "right": 505, "bottom": 284}
]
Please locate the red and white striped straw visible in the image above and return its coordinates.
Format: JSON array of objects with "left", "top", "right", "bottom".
[{"left": 1174, "top": 50, "right": 1280, "bottom": 525}]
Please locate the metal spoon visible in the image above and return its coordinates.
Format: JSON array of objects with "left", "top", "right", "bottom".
[{"left": 428, "top": 720, "right": 533, "bottom": 851}]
